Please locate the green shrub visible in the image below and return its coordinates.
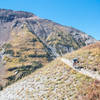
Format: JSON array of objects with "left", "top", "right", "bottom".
[
  {"left": 3, "top": 43, "right": 12, "bottom": 49},
  {"left": 28, "top": 54, "right": 47, "bottom": 58},
  {"left": 0, "top": 85, "right": 3, "bottom": 91},
  {"left": 19, "top": 58, "right": 27, "bottom": 62},
  {"left": 5, "top": 49, "right": 14, "bottom": 56}
]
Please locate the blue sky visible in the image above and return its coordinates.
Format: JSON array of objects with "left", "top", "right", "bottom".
[{"left": 0, "top": 0, "right": 100, "bottom": 40}]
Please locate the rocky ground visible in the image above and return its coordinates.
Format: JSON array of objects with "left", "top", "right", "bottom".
[{"left": 0, "top": 58, "right": 94, "bottom": 100}]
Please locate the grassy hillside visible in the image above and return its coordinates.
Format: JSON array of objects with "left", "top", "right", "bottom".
[
  {"left": 1, "top": 57, "right": 100, "bottom": 100},
  {"left": 46, "top": 30, "right": 79, "bottom": 54},
  {"left": 0, "top": 24, "right": 53, "bottom": 88},
  {"left": 64, "top": 42, "right": 100, "bottom": 74}
]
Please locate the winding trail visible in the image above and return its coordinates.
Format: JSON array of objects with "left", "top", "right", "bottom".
[{"left": 61, "top": 58, "right": 100, "bottom": 81}]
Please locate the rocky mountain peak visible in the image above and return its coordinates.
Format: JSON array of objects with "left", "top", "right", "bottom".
[{"left": 0, "top": 9, "right": 36, "bottom": 22}]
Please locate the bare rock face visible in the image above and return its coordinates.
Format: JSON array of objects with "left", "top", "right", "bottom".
[
  {"left": 0, "top": 9, "right": 97, "bottom": 54},
  {"left": 0, "top": 9, "right": 36, "bottom": 45},
  {"left": 0, "top": 9, "right": 34, "bottom": 22}
]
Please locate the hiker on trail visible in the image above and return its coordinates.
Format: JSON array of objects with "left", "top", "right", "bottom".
[{"left": 72, "top": 58, "right": 79, "bottom": 66}]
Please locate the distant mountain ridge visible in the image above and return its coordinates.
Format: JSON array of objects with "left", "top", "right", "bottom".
[{"left": 0, "top": 9, "right": 97, "bottom": 54}]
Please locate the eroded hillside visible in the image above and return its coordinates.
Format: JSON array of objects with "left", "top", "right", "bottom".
[{"left": 0, "top": 24, "right": 53, "bottom": 88}]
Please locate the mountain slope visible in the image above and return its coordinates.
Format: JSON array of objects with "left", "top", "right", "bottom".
[
  {"left": 0, "top": 9, "right": 98, "bottom": 93},
  {"left": 64, "top": 42, "right": 100, "bottom": 74},
  {"left": 0, "top": 57, "right": 100, "bottom": 100},
  {"left": 0, "top": 24, "right": 53, "bottom": 88},
  {"left": 0, "top": 9, "right": 97, "bottom": 54}
]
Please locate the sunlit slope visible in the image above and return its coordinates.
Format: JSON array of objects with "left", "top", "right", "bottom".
[
  {"left": 65, "top": 42, "right": 100, "bottom": 74},
  {"left": 0, "top": 24, "right": 53, "bottom": 88},
  {"left": 1, "top": 58, "right": 100, "bottom": 100}
]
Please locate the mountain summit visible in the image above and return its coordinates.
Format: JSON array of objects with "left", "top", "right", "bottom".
[{"left": 0, "top": 9, "right": 35, "bottom": 21}]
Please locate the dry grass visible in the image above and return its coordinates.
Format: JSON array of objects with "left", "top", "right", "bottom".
[
  {"left": 65, "top": 42, "right": 100, "bottom": 74},
  {"left": 0, "top": 58, "right": 97, "bottom": 100},
  {"left": 0, "top": 25, "right": 53, "bottom": 88},
  {"left": 78, "top": 80, "right": 100, "bottom": 100}
]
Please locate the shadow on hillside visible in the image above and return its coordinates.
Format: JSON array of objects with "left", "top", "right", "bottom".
[{"left": 2, "top": 61, "right": 43, "bottom": 90}]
